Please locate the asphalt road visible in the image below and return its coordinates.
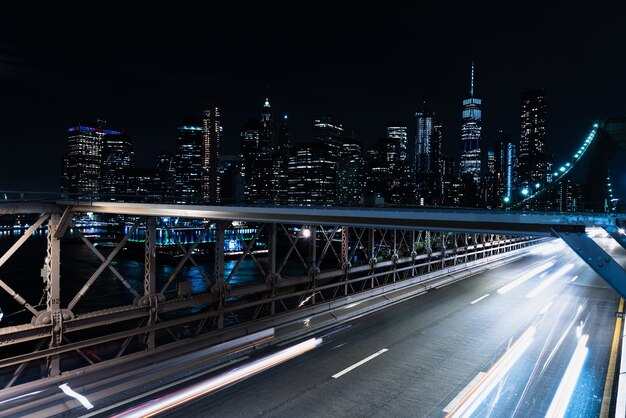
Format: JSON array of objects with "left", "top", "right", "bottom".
[{"left": 150, "top": 237, "right": 623, "bottom": 418}]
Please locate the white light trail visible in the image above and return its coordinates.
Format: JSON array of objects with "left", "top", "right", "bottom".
[
  {"left": 545, "top": 335, "right": 589, "bottom": 418},
  {"left": 332, "top": 348, "right": 388, "bottom": 379},
  {"left": 443, "top": 372, "right": 486, "bottom": 413},
  {"left": 0, "top": 391, "right": 42, "bottom": 406},
  {"left": 570, "top": 275, "right": 578, "bottom": 282},
  {"left": 446, "top": 326, "right": 536, "bottom": 418},
  {"left": 541, "top": 304, "right": 586, "bottom": 375},
  {"left": 530, "top": 241, "right": 564, "bottom": 256},
  {"left": 59, "top": 384, "right": 94, "bottom": 410},
  {"left": 113, "top": 338, "right": 322, "bottom": 418},
  {"left": 527, "top": 264, "right": 575, "bottom": 298},
  {"left": 497, "top": 261, "right": 555, "bottom": 294},
  {"left": 470, "top": 294, "right": 490, "bottom": 305},
  {"left": 538, "top": 302, "right": 553, "bottom": 316}
]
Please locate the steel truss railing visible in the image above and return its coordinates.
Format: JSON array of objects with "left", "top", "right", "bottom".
[{"left": 0, "top": 206, "right": 546, "bottom": 389}]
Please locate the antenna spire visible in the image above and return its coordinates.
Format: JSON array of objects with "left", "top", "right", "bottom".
[{"left": 470, "top": 61, "right": 475, "bottom": 97}]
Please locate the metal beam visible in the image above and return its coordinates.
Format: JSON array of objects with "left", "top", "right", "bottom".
[
  {"left": 0, "top": 202, "right": 61, "bottom": 215},
  {"left": 67, "top": 218, "right": 142, "bottom": 311},
  {"left": 60, "top": 201, "right": 625, "bottom": 236},
  {"left": 53, "top": 206, "right": 73, "bottom": 238},
  {"left": 553, "top": 228, "right": 626, "bottom": 298}
]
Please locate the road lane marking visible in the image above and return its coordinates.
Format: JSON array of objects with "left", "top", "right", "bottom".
[
  {"left": 442, "top": 372, "right": 486, "bottom": 413},
  {"left": 470, "top": 294, "right": 490, "bottom": 305},
  {"left": 332, "top": 348, "right": 388, "bottom": 378},
  {"left": 59, "top": 384, "right": 94, "bottom": 410}
]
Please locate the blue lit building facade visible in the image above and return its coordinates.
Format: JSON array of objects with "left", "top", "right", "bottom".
[
  {"left": 494, "top": 132, "right": 517, "bottom": 205},
  {"left": 460, "top": 62, "right": 482, "bottom": 187}
]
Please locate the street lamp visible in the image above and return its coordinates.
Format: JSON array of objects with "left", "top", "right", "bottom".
[{"left": 300, "top": 227, "right": 312, "bottom": 239}]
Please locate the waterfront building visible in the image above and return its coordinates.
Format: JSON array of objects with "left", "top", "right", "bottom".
[{"left": 62, "top": 120, "right": 122, "bottom": 198}]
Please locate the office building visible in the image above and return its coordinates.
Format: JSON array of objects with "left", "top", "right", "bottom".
[
  {"left": 174, "top": 122, "right": 203, "bottom": 203},
  {"left": 202, "top": 101, "right": 223, "bottom": 204},
  {"left": 460, "top": 62, "right": 482, "bottom": 187},
  {"left": 62, "top": 121, "right": 121, "bottom": 198},
  {"left": 100, "top": 132, "right": 134, "bottom": 200},
  {"left": 519, "top": 89, "right": 548, "bottom": 185}
]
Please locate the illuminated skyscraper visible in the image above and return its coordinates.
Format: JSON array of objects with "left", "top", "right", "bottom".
[
  {"left": 174, "top": 122, "right": 203, "bottom": 203},
  {"left": 337, "top": 139, "right": 364, "bottom": 205},
  {"left": 415, "top": 105, "right": 434, "bottom": 176},
  {"left": 415, "top": 104, "right": 443, "bottom": 203},
  {"left": 387, "top": 125, "right": 408, "bottom": 161},
  {"left": 100, "top": 132, "right": 134, "bottom": 199},
  {"left": 494, "top": 132, "right": 517, "bottom": 205},
  {"left": 62, "top": 121, "right": 121, "bottom": 198},
  {"left": 366, "top": 137, "right": 402, "bottom": 204},
  {"left": 202, "top": 101, "right": 223, "bottom": 204},
  {"left": 518, "top": 89, "right": 547, "bottom": 185},
  {"left": 260, "top": 98, "right": 274, "bottom": 149},
  {"left": 273, "top": 115, "right": 292, "bottom": 204},
  {"left": 314, "top": 116, "right": 344, "bottom": 204},
  {"left": 153, "top": 152, "right": 176, "bottom": 201},
  {"left": 460, "top": 62, "right": 482, "bottom": 187},
  {"left": 288, "top": 142, "right": 332, "bottom": 206}
]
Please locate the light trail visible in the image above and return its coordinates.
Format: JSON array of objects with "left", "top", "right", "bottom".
[
  {"left": 530, "top": 240, "right": 565, "bottom": 256},
  {"left": 541, "top": 304, "right": 586, "bottom": 376},
  {"left": 0, "top": 391, "right": 42, "bottom": 406},
  {"left": 545, "top": 334, "right": 589, "bottom": 418},
  {"left": 445, "top": 326, "right": 536, "bottom": 418},
  {"left": 112, "top": 337, "right": 322, "bottom": 418},
  {"left": 497, "top": 261, "right": 555, "bottom": 294},
  {"left": 527, "top": 263, "right": 575, "bottom": 298}
]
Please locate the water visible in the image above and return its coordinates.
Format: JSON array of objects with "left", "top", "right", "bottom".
[{"left": 0, "top": 230, "right": 265, "bottom": 326}]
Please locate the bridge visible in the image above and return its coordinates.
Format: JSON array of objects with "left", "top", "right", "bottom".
[{"left": 0, "top": 119, "right": 625, "bottom": 416}]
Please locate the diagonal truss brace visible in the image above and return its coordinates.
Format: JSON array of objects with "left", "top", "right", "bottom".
[
  {"left": 553, "top": 227, "right": 626, "bottom": 298},
  {"left": 68, "top": 217, "right": 144, "bottom": 311},
  {"left": 160, "top": 222, "right": 212, "bottom": 294},
  {"left": 71, "top": 223, "right": 140, "bottom": 299}
]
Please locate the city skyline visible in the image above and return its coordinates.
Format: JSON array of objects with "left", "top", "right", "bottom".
[{"left": 1, "top": 2, "right": 626, "bottom": 199}]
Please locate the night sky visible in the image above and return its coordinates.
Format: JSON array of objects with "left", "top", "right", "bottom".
[{"left": 2, "top": 2, "right": 626, "bottom": 198}]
